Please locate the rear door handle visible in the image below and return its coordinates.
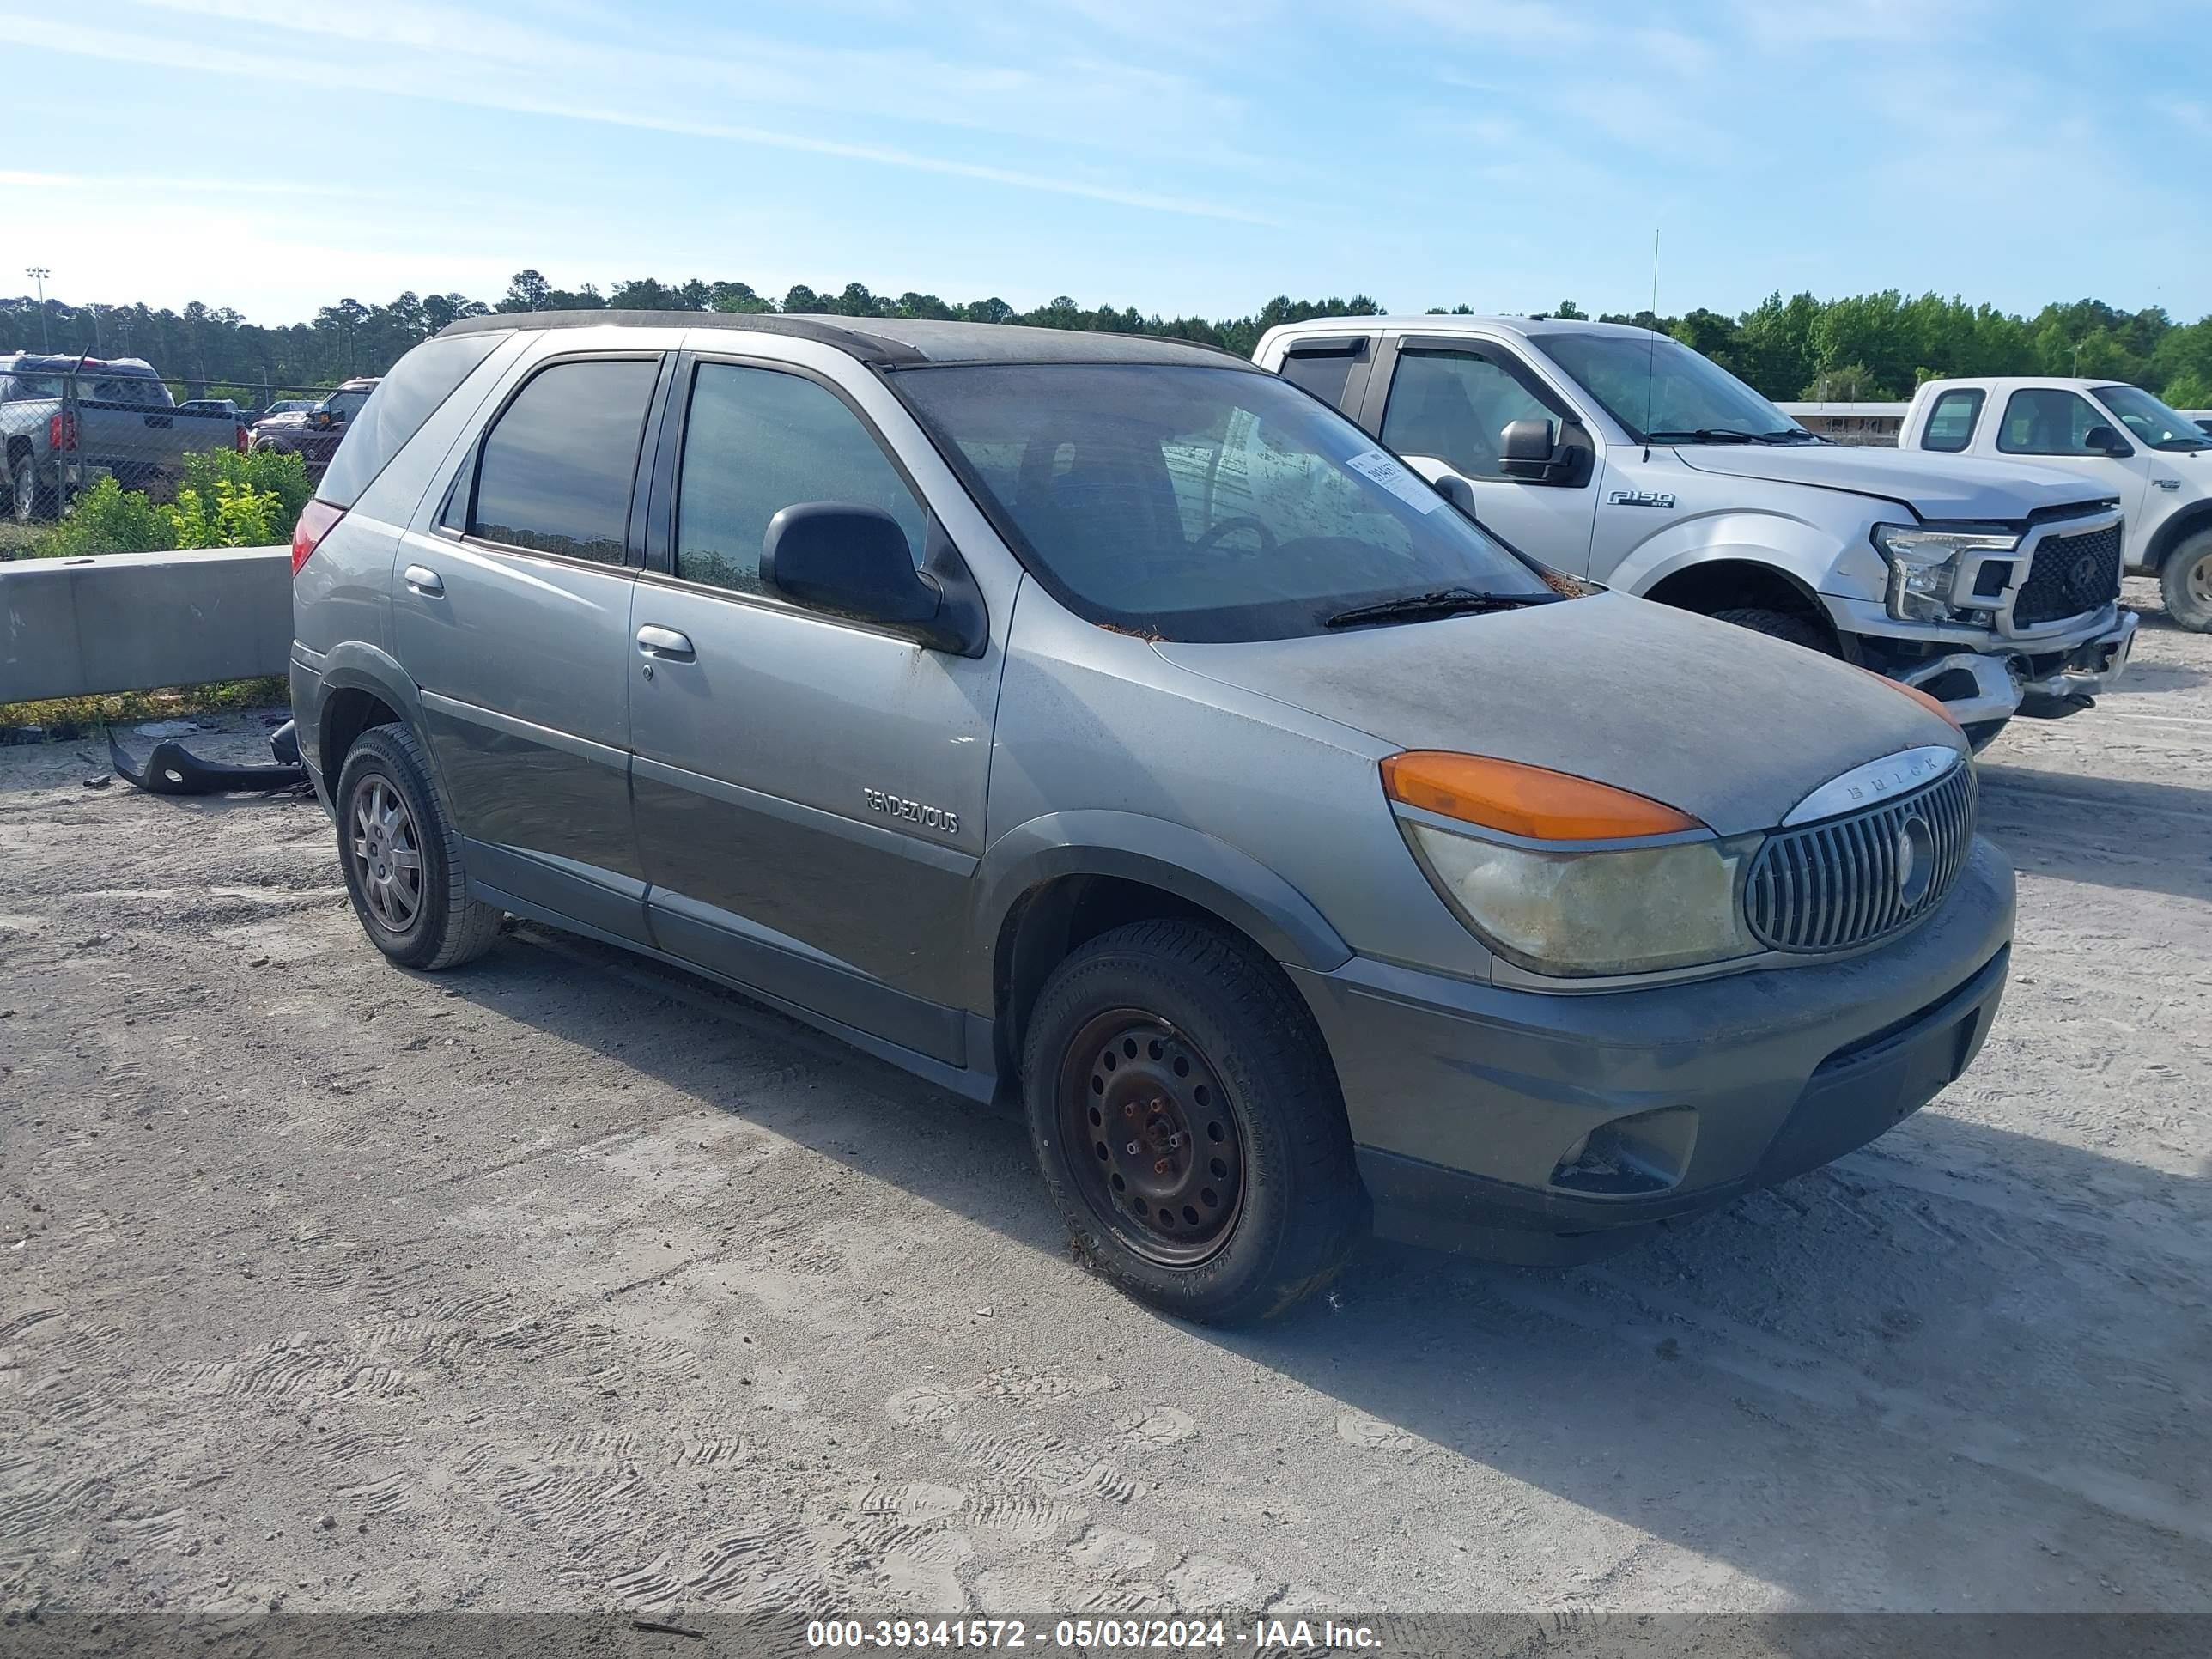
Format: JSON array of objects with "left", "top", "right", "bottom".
[
  {"left": 635, "top": 624, "right": 696, "bottom": 661},
  {"left": 403, "top": 564, "right": 445, "bottom": 596}
]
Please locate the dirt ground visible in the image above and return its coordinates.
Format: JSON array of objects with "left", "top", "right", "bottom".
[{"left": 3, "top": 579, "right": 2208, "bottom": 1624}]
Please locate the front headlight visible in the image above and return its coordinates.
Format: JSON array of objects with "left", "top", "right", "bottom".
[
  {"left": 1873, "top": 523, "right": 2018, "bottom": 623},
  {"left": 1382, "top": 751, "right": 1762, "bottom": 978}
]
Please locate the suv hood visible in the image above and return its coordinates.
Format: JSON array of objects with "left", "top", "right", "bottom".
[
  {"left": 1154, "top": 592, "right": 1960, "bottom": 838},
  {"left": 1674, "top": 443, "right": 2107, "bottom": 520}
]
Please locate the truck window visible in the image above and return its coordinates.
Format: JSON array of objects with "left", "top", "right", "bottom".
[
  {"left": 1278, "top": 343, "right": 1365, "bottom": 410},
  {"left": 467, "top": 357, "right": 659, "bottom": 565},
  {"left": 1919, "top": 388, "right": 1984, "bottom": 453},
  {"left": 1996, "top": 389, "right": 2106, "bottom": 456},
  {"left": 1380, "top": 349, "right": 1560, "bottom": 479}
]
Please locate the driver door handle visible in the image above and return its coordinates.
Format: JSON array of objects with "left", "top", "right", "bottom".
[
  {"left": 403, "top": 564, "right": 444, "bottom": 596},
  {"left": 635, "top": 624, "right": 696, "bottom": 661}
]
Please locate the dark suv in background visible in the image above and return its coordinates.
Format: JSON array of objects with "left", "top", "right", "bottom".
[{"left": 250, "top": 377, "right": 378, "bottom": 475}]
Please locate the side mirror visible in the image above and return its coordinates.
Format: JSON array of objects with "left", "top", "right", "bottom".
[
  {"left": 1431, "top": 473, "right": 1479, "bottom": 521},
  {"left": 2081, "top": 423, "right": 2132, "bottom": 458},
  {"left": 763, "top": 503, "right": 979, "bottom": 654},
  {"left": 1498, "top": 417, "right": 1559, "bottom": 479}
]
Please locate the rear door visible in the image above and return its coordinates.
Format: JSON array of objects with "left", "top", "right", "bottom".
[
  {"left": 1363, "top": 336, "right": 1602, "bottom": 572},
  {"left": 391, "top": 349, "right": 668, "bottom": 945},
  {"left": 626, "top": 350, "right": 1000, "bottom": 1066}
]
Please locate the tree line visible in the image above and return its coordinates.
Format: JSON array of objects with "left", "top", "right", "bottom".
[{"left": 3, "top": 271, "right": 2208, "bottom": 407}]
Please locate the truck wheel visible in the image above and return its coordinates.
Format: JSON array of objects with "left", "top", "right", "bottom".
[
  {"left": 2161, "top": 532, "right": 2212, "bottom": 633},
  {"left": 334, "top": 725, "right": 505, "bottom": 971},
  {"left": 11, "top": 455, "right": 55, "bottom": 524},
  {"left": 1710, "top": 605, "right": 1835, "bottom": 654},
  {"left": 1021, "top": 919, "right": 1369, "bottom": 1326},
  {"left": 1960, "top": 720, "right": 2009, "bottom": 754}
]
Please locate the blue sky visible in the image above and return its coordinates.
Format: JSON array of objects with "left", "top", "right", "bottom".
[{"left": 4, "top": 0, "right": 2209, "bottom": 326}]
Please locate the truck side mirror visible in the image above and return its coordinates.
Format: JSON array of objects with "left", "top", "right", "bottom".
[
  {"left": 2081, "top": 424, "right": 2132, "bottom": 458},
  {"left": 1499, "top": 417, "right": 1559, "bottom": 480}
]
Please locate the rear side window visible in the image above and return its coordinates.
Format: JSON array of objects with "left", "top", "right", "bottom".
[
  {"left": 1278, "top": 343, "right": 1365, "bottom": 411},
  {"left": 319, "top": 334, "right": 504, "bottom": 507},
  {"left": 468, "top": 357, "right": 659, "bottom": 564},
  {"left": 1996, "top": 388, "right": 2106, "bottom": 456},
  {"left": 1919, "top": 388, "right": 1984, "bottom": 453},
  {"left": 674, "top": 362, "right": 927, "bottom": 596}
]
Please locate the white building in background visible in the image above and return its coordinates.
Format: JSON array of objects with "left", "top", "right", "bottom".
[{"left": 1778, "top": 402, "right": 1909, "bottom": 446}]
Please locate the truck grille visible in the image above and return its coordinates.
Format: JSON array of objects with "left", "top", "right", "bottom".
[
  {"left": 1746, "top": 764, "right": 1977, "bottom": 954},
  {"left": 2013, "top": 524, "right": 2123, "bottom": 627}
]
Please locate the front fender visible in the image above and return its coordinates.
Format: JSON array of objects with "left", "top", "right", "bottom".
[
  {"left": 1610, "top": 509, "right": 1878, "bottom": 606},
  {"left": 971, "top": 810, "right": 1354, "bottom": 976}
]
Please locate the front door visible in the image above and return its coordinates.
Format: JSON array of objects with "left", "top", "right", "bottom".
[
  {"left": 627, "top": 356, "right": 1000, "bottom": 1066},
  {"left": 1991, "top": 386, "right": 2153, "bottom": 526},
  {"left": 1370, "top": 340, "right": 1601, "bottom": 572},
  {"left": 391, "top": 352, "right": 664, "bottom": 943}
]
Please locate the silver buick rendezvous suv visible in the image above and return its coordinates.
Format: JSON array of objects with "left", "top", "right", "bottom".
[{"left": 289, "top": 312, "right": 2014, "bottom": 1323}]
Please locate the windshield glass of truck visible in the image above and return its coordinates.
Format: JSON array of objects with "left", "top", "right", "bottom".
[
  {"left": 2094, "top": 384, "right": 2211, "bottom": 451},
  {"left": 1543, "top": 331, "right": 1811, "bottom": 444},
  {"left": 899, "top": 363, "right": 1553, "bottom": 642}
]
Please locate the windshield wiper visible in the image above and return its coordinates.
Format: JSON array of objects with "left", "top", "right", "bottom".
[
  {"left": 1324, "top": 586, "right": 1563, "bottom": 629},
  {"left": 1762, "top": 428, "right": 1827, "bottom": 444},
  {"left": 1644, "top": 428, "right": 1759, "bottom": 445}
]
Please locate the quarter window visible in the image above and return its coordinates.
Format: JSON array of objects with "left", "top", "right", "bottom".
[
  {"left": 469, "top": 357, "right": 659, "bottom": 564},
  {"left": 675, "top": 363, "right": 927, "bottom": 595},
  {"left": 1919, "top": 388, "right": 1984, "bottom": 453},
  {"left": 1381, "top": 349, "right": 1562, "bottom": 479},
  {"left": 1996, "top": 388, "right": 2108, "bottom": 456},
  {"left": 319, "top": 332, "right": 504, "bottom": 508}
]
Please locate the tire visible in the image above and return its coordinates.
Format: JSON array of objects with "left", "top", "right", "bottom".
[
  {"left": 1709, "top": 605, "right": 1836, "bottom": 654},
  {"left": 1020, "top": 918, "right": 1368, "bottom": 1325},
  {"left": 333, "top": 724, "right": 504, "bottom": 971},
  {"left": 11, "top": 454, "right": 55, "bottom": 525},
  {"left": 2160, "top": 531, "right": 2212, "bottom": 634},
  {"left": 1960, "top": 719, "right": 2010, "bottom": 755}
]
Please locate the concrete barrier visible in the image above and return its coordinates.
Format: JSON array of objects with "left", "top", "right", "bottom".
[{"left": 1, "top": 545, "right": 291, "bottom": 702}]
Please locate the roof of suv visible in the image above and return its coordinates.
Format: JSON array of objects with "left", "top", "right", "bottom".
[{"left": 435, "top": 309, "right": 1255, "bottom": 370}]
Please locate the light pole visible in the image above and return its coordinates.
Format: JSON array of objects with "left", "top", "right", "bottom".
[{"left": 25, "top": 267, "right": 52, "bottom": 352}]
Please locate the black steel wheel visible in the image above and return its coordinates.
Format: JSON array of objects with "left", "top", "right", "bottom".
[{"left": 1022, "top": 918, "right": 1368, "bottom": 1325}]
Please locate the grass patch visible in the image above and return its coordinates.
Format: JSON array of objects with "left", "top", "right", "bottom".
[
  {"left": 1, "top": 677, "right": 290, "bottom": 741},
  {"left": 0, "top": 520, "right": 57, "bottom": 560}
]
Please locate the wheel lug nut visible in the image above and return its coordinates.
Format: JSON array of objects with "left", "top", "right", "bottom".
[{"left": 1126, "top": 1142, "right": 1139, "bottom": 1156}]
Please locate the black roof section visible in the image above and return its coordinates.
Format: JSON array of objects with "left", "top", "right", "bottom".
[{"left": 434, "top": 309, "right": 1255, "bottom": 370}]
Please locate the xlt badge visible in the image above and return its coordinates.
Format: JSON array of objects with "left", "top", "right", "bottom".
[{"left": 864, "top": 787, "right": 958, "bottom": 835}]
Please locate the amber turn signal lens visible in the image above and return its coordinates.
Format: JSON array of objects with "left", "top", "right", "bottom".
[
  {"left": 1381, "top": 752, "right": 1704, "bottom": 842},
  {"left": 1854, "top": 665, "right": 1963, "bottom": 732}
]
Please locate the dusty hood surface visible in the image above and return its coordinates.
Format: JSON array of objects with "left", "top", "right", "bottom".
[
  {"left": 1155, "top": 592, "right": 1963, "bottom": 837},
  {"left": 1674, "top": 443, "right": 2111, "bottom": 520}
]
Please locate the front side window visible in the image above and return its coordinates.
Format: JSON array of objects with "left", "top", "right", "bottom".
[
  {"left": 1381, "top": 349, "right": 1565, "bottom": 479},
  {"left": 1919, "top": 388, "right": 1984, "bottom": 453},
  {"left": 325, "top": 390, "right": 372, "bottom": 421},
  {"left": 1541, "top": 331, "right": 1814, "bottom": 445},
  {"left": 1996, "top": 388, "right": 2109, "bottom": 455},
  {"left": 675, "top": 363, "right": 928, "bottom": 595},
  {"left": 469, "top": 357, "right": 659, "bottom": 564},
  {"left": 2093, "top": 383, "right": 2211, "bottom": 452},
  {"left": 898, "top": 362, "right": 1552, "bottom": 642}
]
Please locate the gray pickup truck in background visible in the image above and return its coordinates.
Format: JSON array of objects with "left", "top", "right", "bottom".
[{"left": 3, "top": 353, "right": 248, "bottom": 525}]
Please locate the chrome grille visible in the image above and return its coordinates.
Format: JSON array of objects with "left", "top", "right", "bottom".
[
  {"left": 2014, "top": 524, "right": 2123, "bottom": 626},
  {"left": 1747, "top": 763, "right": 1977, "bottom": 953}
]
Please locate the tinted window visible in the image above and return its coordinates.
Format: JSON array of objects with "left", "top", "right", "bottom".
[
  {"left": 1382, "top": 349, "right": 1561, "bottom": 478},
  {"left": 900, "top": 362, "right": 1551, "bottom": 643},
  {"left": 1278, "top": 345, "right": 1362, "bottom": 411},
  {"left": 1542, "top": 331, "right": 1812, "bottom": 444},
  {"left": 85, "top": 376, "right": 170, "bottom": 407},
  {"left": 1920, "top": 388, "right": 1984, "bottom": 453},
  {"left": 321, "top": 335, "right": 505, "bottom": 507},
  {"left": 469, "top": 357, "right": 659, "bottom": 563},
  {"left": 1997, "top": 388, "right": 2107, "bottom": 455},
  {"left": 675, "top": 363, "right": 927, "bottom": 595}
]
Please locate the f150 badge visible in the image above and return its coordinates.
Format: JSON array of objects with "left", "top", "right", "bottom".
[
  {"left": 1610, "top": 489, "right": 1676, "bottom": 509},
  {"left": 865, "top": 787, "right": 958, "bottom": 835}
]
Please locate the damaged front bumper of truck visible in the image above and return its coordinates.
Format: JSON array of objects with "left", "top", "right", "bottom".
[{"left": 1891, "top": 609, "right": 2137, "bottom": 727}]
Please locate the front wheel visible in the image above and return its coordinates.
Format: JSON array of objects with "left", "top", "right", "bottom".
[
  {"left": 1021, "top": 919, "right": 1368, "bottom": 1325},
  {"left": 1708, "top": 605, "right": 1836, "bottom": 653},
  {"left": 1960, "top": 719, "right": 2009, "bottom": 754},
  {"left": 2161, "top": 532, "right": 2212, "bottom": 633}
]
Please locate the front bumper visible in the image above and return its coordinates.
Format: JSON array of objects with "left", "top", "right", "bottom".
[
  {"left": 1287, "top": 838, "right": 2015, "bottom": 1261},
  {"left": 1863, "top": 606, "right": 2136, "bottom": 726}
]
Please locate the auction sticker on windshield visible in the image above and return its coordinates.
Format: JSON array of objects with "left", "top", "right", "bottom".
[{"left": 1345, "top": 448, "right": 1442, "bottom": 513}]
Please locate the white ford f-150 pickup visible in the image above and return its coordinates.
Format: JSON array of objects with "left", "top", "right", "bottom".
[
  {"left": 1899, "top": 376, "right": 2212, "bottom": 633},
  {"left": 1255, "top": 317, "right": 2136, "bottom": 748}
]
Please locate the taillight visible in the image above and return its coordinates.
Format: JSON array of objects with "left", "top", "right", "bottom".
[
  {"left": 48, "top": 413, "right": 76, "bottom": 451},
  {"left": 235, "top": 423, "right": 249, "bottom": 453},
  {"left": 291, "top": 499, "right": 345, "bottom": 576}
]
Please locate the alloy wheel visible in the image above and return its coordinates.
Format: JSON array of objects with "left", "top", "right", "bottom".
[{"left": 350, "top": 775, "right": 425, "bottom": 933}]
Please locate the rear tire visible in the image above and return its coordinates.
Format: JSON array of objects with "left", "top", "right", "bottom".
[
  {"left": 2160, "top": 532, "right": 2212, "bottom": 633},
  {"left": 334, "top": 725, "right": 504, "bottom": 971},
  {"left": 1709, "top": 605, "right": 1836, "bottom": 653},
  {"left": 1020, "top": 919, "right": 1368, "bottom": 1326},
  {"left": 11, "top": 455, "right": 54, "bottom": 525}
]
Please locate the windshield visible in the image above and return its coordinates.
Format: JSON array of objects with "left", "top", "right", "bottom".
[
  {"left": 2094, "top": 383, "right": 2210, "bottom": 451},
  {"left": 897, "top": 363, "right": 1553, "bottom": 642},
  {"left": 1543, "top": 331, "right": 1813, "bottom": 444}
]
